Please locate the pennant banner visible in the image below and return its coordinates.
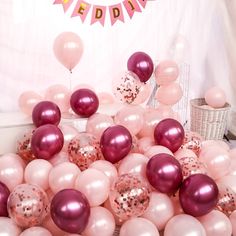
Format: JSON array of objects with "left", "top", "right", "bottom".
[
  {"left": 72, "top": 0, "right": 91, "bottom": 22},
  {"left": 123, "top": 0, "right": 141, "bottom": 19},
  {"left": 91, "top": 5, "right": 106, "bottom": 26},
  {"left": 109, "top": 3, "right": 124, "bottom": 25}
]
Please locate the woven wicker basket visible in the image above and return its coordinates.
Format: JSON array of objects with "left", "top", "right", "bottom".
[{"left": 190, "top": 98, "right": 230, "bottom": 140}]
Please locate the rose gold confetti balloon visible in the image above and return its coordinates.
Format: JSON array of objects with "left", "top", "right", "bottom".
[
  {"left": 109, "top": 174, "right": 151, "bottom": 220},
  {"left": 181, "top": 131, "right": 203, "bottom": 156},
  {"left": 17, "top": 129, "right": 36, "bottom": 162},
  {"left": 7, "top": 184, "right": 49, "bottom": 228},
  {"left": 68, "top": 133, "right": 103, "bottom": 171},
  {"left": 178, "top": 156, "right": 207, "bottom": 179}
]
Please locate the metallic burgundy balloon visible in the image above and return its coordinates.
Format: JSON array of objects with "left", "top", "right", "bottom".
[
  {"left": 31, "top": 124, "right": 64, "bottom": 160},
  {"left": 127, "top": 51, "right": 154, "bottom": 82},
  {"left": 154, "top": 118, "right": 185, "bottom": 153},
  {"left": 32, "top": 101, "right": 61, "bottom": 127},
  {"left": 0, "top": 181, "right": 10, "bottom": 216},
  {"left": 50, "top": 189, "right": 90, "bottom": 234},
  {"left": 70, "top": 89, "right": 99, "bottom": 117},
  {"left": 146, "top": 153, "right": 183, "bottom": 194},
  {"left": 179, "top": 174, "right": 219, "bottom": 217},
  {"left": 100, "top": 125, "right": 132, "bottom": 164}
]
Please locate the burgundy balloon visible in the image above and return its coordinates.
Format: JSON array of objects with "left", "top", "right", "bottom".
[
  {"left": 32, "top": 101, "right": 61, "bottom": 127},
  {"left": 179, "top": 174, "right": 219, "bottom": 217},
  {"left": 0, "top": 181, "right": 10, "bottom": 216},
  {"left": 100, "top": 125, "right": 132, "bottom": 164},
  {"left": 31, "top": 124, "right": 64, "bottom": 160},
  {"left": 70, "top": 89, "right": 99, "bottom": 117},
  {"left": 146, "top": 153, "right": 183, "bottom": 194},
  {"left": 154, "top": 118, "right": 184, "bottom": 153},
  {"left": 50, "top": 189, "right": 90, "bottom": 234},
  {"left": 127, "top": 52, "right": 154, "bottom": 83}
]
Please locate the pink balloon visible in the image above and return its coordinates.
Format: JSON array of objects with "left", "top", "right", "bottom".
[
  {"left": 86, "top": 113, "right": 114, "bottom": 139},
  {"left": 115, "top": 105, "right": 144, "bottom": 135},
  {"left": 45, "top": 84, "right": 71, "bottom": 113},
  {"left": 20, "top": 227, "right": 52, "bottom": 236},
  {"left": 144, "top": 145, "right": 173, "bottom": 158},
  {"left": 42, "top": 216, "right": 66, "bottom": 236},
  {"left": 89, "top": 160, "right": 118, "bottom": 186},
  {"left": 53, "top": 32, "right": 83, "bottom": 72},
  {"left": 174, "top": 148, "right": 197, "bottom": 160},
  {"left": 156, "top": 103, "right": 175, "bottom": 118},
  {"left": 230, "top": 148, "right": 236, "bottom": 159},
  {"left": 83, "top": 206, "right": 115, "bottom": 236},
  {"left": 97, "top": 92, "right": 115, "bottom": 104},
  {"left": 0, "top": 153, "right": 24, "bottom": 191},
  {"left": 49, "top": 151, "right": 70, "bottom": 166},
  {"left": 74, "top": 168, "right": 110, "bottom": 206},
  {"left": 24, "top": 159, "right": 53, "bottom": 190},
  {"left": 228, "top": 157, "right": 236, "bottom": 176},
  {"left": 142, "top": 192, "right": 174, "bottom": 230},
  {"left": 0, "top": 217, "right": 22, "bottom": 236},
  {"left": 49, "top": 162, "right": 80, "bottom": 193},
  {"left": 154, "top": 60, "right": 179, "bottom": 86},
  {"left": 18, "top": 91, "right": 43, "bottom": 115},
  {"left": 137, "top": 137, "right": 155, "bottom": 154},
  {"left": 230, "top": 210, "right": 236, "bottom": 236},
  {"left": 198, "top": 210, "right": 232, "bottom": 236},
  {"left": 120, "top": 217, "right": 159, "bottom": 236},
  {"left": 217, "top": 175, "right": 236, "bottom": 193},
  {"left": 164, "top": 214, "right": 206, "bottom": 236},
  {"left": 156, "top": 82, "right": 183, "bottom": 105},
  {"left": 204, "top": 86, "right": 227, "bottom": 108},
  {"left": 118, "top": 153, "right": 149, "bottom": 178}
]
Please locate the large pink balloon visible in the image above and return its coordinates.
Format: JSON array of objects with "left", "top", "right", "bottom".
[
  {"left": 0, "top": 217, "right": 22, "bottom": 236},
  {"left": 53, "top": 32, "right": 83, "bottom": 72},
  {"left": 204, "top": 86, "right": 227, "bottom": 108},
  {"left": 20, "top": 227, "right": 52, "bottom": 236}
]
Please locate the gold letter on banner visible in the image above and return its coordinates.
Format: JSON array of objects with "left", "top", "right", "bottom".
[
  {"left": 128, "top": 0, "right": 135, "bottom": 10},
  {"left": 96, "top": 8, "right": 103, "bottom": 19},
  {"left": 112, "top": 8, "right": 120, "bottom": 18}
]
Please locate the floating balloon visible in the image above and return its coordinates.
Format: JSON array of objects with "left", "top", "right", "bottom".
[
  {"left": 127, "top": 52, "right": 154, "bottom": 83},
  {"left": 53, "top": 32, "right": 83, "bottom": 72},
  {"left": 204, "top": 86, "right": 227, "bottom": 108},
  {"left": 50, "top": 189, "right": 90, "bottom": 234},
  {"left": 70, "top": 89, "right": 99, "bottom": 117},
  {"left": 0, "top": 181, "right": 10, "bottom": 217},
  {"left": 7, "top": 184, "right": 49, "bottom": 228}
]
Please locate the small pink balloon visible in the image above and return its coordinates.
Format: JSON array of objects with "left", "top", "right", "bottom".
[
  {"left": 74, "top": 168, "right": 110, "bottom": 207},
  {"left": 0, "top": 153, "right": 24, "bottom": 191},
  {"left": 118, "top": 153, "right": 149, "bottom": 178},
  {"left": 89, "top": 160, "right": 118, "bottom": 186},
  {"left": 18, "top": 91, "right": 43, "bottom": 115},
  {"left": 97, "top": 92, "right": 115, "bottom": 104},
  {"left": 20, "top": 226, "right": 52, "bottom": 236},
  {"left": 142, "top": 192, "right": 174, "bottom": 231},
  {"left": 115, "top": 105, "right": 144, "bottom": 135},
  {"left": 83, "top": 206, "right": 115, "bottom": 236},
  {"left": 144, "top": 145, "right": 173, "bottom": 158},
  {"left": 174, "top": 148, "right": 197, "bottom": 160},
  {"left": 49, "top": 162, "right": 80, "bottom": 193},
  {"left": 42, "top": 216, "right": 66, "bottom": 236},
  {"left": 156, "top": 82, "right": 183, "bottom": 105},
  {"left": 137, "top": 137, "right": 155, "bottom": 154},
  {"left": 164, "top": 214, "right": 206, "bottom": 236},
  {"left": 198, "top": 210, "right": 232, "bottom": 236},
  {"left": 0, "top": 217, "right": 22, "bottom": 236},
  {"left": 217, "top": 175, "right": 236, "bottom": 194},
  {"left": 154, "top": 60, "right": 179, "bottom": 86},
  {"left": 230, "top": 210, "right": 236, "bottom": 236},
  {"left": 204, "top": 86, "right": 227, "bottom": 108},
  {"left": 49, "top": 151, "right": 70, "bottom": 166},
  {"left": 120, "top": 217, "right": 159, "bottom": 236},
  {"left": 45, "top": 84, "right": 71, "bottom": 113},
  {"left": 24, "top": 159, "right": 52, "bottom": 190},
  {"left": 86, "top": 113, "right": 114, "bottom": 139}
]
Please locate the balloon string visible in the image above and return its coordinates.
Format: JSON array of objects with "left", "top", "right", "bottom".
[{"left": 69, "top": 70, "right": 72, "bottom": 91}]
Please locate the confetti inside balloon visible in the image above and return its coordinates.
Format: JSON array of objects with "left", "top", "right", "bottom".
[
  {"left": 68, "top": 133, "right": 103, "bottom": 171},
  {"left": 109, "top": 174, "right": 151, "bottom": 220},
  {"left": 7, "top": 184, "right": 49, "bottom": 228}
]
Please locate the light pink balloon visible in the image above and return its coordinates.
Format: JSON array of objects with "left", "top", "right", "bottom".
[
  {"left": 83, "top": 206, "right": 115, "bottom": 236},
  {"left": 49, "top": 162, "right": 80, "bottom": 193},
  {"left": 89, "top": 160, "right": 118, "bottom": 186},
  {"left": 174, "top": 148, "right": 197, "bottom": 160},
  {"left": 204, "top": 86, "right": 227, "bottom": 108},
  {"left": 137, "top": 137, "right": 155, "bottom": 154},
  {"left": 154, "top": 60, "right": 179, "bottom": 86},
  {"left": 142, "top": 192, "right": 174, "bottom": 230},
  {"left": 230, "top": 148, "right": 236, "bottom": 158},
  {"left": 20, "top": 226, "right": 52, "bottom": 236},
  {"left": 115, "top": 105, "right": 144, "bottom": 135},
  {"left": 42, "top": 216, "right": 66, "bottom": 236},
  {"left": 0, "top": 217, "right": 22, "bottom": 236},
  {"left": 156, "top": 103, "right": 175, "bottom": 118},
  {"left": 18, "top": 91, "right": 43, "bottom": 115},
  {"left": 198, "top": 210, "right": 232, "bottom": 236},
  {"left": 164, "top": 214, "right": 206, "bottom": 236},
  {"left": 120, "top": 217, "right": 159, "bottom": 236},
  {"left": 228, "top": 157, "right": 236, "bottom": 176},
  {"left": 230, "top": 210, "right": 236, "bottom": 236},
  {"left": 199, "top": 146, "right": 230, "bottom": 179},
  {"left": 86, "top": 113, "right": 114, "bottom": 139},
  {"left": 217, "top": 175, "right": 236, "bottom": 193},
  {"left": 215, "top": 140, "right": 230, "bottom": 151},
  {"left": 118, "top": 153, "right": 149, "bottom": 178},
  {"left": 53, "top": 32, "right": 83, "bottom": 72},
  {"left": 74, "top": 168, "right": 110, "bottom": 206},
  {"left": 0, "top": 153, "right": 24, "bottom": 191},
  {"left": 156, "top": 82, "right": 183, "bottom": 105},
  {"left": 98, "top": 92, "right": 115, "bottom": 104},
  {"left": 49, "top": 151, "right": 70, "bottom": 166},
  {"left": 145, "top": 145, "right": 173, "bottom": 158},
  {"left": 24, "top": 159, "right": 53, "bottom": 190}
]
